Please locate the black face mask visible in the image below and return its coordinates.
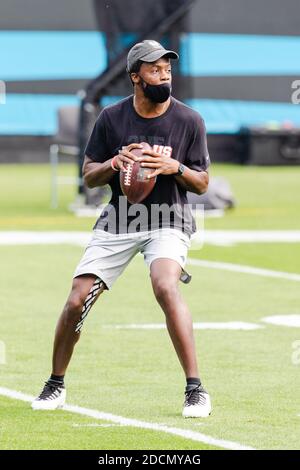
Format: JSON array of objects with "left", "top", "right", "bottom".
[{"left": 140, "top": 78, "right": 171, "bottom": 103}]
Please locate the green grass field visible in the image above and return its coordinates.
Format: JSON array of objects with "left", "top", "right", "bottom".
[{"left": 0, "top": 163, "right": 300, "bottom": 450}]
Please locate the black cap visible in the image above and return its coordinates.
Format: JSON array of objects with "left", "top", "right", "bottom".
[{"left": 127, "top": 40, "right": 179, "bottom": 72}]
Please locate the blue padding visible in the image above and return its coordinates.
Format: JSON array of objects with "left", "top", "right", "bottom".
[
  {"left": 180, "top": 34, "right": 300, "bottom": 76},
  {"left": 186, "top": 99, "right": 300, "bottom": 133},
  {"left": 1, "top": 95, "right": 299, "bottom": 135},
  {"left": 0, "top": 31, "right": 107, "bottom": 80},
  {"left": 102, "top": 96, "right": 300, "bottom": 133},
  {"left": 0, "top": 94, "right": 79, "bottom": 135},
  {"left": 2, "top": 31, "right": 300, "bottom": 81}
]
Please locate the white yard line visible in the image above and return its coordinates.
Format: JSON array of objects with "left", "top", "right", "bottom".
[
  {"left": 0, "top": 231, "right": 90, "bottom": 246},
  {"left": 187, "top": 258, "right": 300, "bottom": 282},
  {"left": 199, "top": 230, "right": 300, "bottom": 246},
  {"left": 0, "top": 386, "right": 255, "bottom": 451},
  {"left": 104, "top": 322, "right": 263, "bottom": 331},
  {"left": 72, "top": 423, "right": 127, "bottom": 428},
  {"left": 1, "top": 230, "right": 300, "bottom": 247},
  {"left": 261, "top": 315, "right": 300, "bottom": 327},
  {"left": 1, "top": 231, "right": 300, "bottom": 282}
]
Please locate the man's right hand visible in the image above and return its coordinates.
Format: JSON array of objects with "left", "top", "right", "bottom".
[{"left": 113, "top": 143, "right": 143, "bottom": 172}]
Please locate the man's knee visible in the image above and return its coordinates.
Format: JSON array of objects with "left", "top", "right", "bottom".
[
  {"left": 152, "top": 278, "right": 178, "bottom": 303},
  {"left": 63, "top": 294, "right": 84, "bottom": 326}
]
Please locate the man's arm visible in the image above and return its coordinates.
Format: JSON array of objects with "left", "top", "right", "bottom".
[
  {"left": 83, "top": 143, "right": 144, "bottom": 188},
  {"left": 174, "top": 165, "right": 209, "bottom": 195},
  {"left": 83, "top": 156, "right": 116, "bottom": 188}
]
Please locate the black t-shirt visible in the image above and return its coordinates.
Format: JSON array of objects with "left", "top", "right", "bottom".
[{"left": 85, "top": 95, "right": 210, "bottom": 236}]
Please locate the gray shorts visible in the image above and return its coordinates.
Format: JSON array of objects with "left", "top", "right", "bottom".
[{"left": 73, "top": 228, "right": 191, "bottom": 289}]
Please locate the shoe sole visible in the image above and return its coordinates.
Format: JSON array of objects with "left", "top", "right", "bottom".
[
  {"left": 183, "top": 411, "right": 212, "bottom": 418},
  {"left": 31, "top": 390, "right": 66, "bottom": 411},
  {"left": 31, "top": 401, "right": 65, "bottom": 411},
  {"left": 182, "top": 404, "right": 212, "bottom": 418}
]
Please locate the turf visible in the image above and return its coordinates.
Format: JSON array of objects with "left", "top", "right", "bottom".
[
  {"left": 0, "top": 244, "right": 300, "bottom": 449},
  {"left": 190, "top": 242, "right": 300, "bottom": 274},
  {"left": 0, "top": 396, "right": 219, "bottom": 450}
]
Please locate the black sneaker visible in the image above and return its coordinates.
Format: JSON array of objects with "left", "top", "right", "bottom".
[
  {"left": 31, "top": 381, "right": 66, "bottom": 410},
  {"left": 183, "top": 384, "right": 212, "bottom": 418}
]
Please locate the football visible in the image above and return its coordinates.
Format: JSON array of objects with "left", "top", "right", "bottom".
[{"left": 120, "top": 142, "right": 157, "bottom": 204}]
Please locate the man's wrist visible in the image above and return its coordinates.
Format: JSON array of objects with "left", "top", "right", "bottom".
[
  {"left": 175, "top": 162, "right": 185, "bottom": 176},
  {"left": 111, "top": 156, "right": 119, "bottom": 172}
]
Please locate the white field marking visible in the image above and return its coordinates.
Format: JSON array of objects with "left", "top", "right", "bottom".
[
  {"left": 103, "top": 322, "right": 263, "bottom": 331},
  {"left": 72, "top": 423, "right": 127, "bottom": 428},
  {"left": 2, "top": 230, "right": 300, "bottom": 247},
  {"left": 187, "top": 258, "right": 300, "bottom": 282},
  {"left": 0, "top": 231, "right": 91, "bottom": 247},
  {"left": 261, "top": 315, "right": 300, "bottom": 328},
  {"left": 1, "top": 231, "right": 300, "bottom": 282},
  {"left": 192, "top": 230, "right": 300, "bottom": 246},
  {"left": 0, "top": 386, "right": 255, "bottom": 450}
]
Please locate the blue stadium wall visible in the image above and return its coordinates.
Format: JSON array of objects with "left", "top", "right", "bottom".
[{"left": 0, "top": 0, "right": 299, "bottom": 161}]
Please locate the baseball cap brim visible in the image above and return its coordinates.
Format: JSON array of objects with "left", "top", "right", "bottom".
[{"left": 139, "top": 49, "right": 179, "bottom": 63}]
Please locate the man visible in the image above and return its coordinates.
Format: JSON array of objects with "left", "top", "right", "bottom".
[{"left": 32, "top": 40, "right": 212, "bottom": 418}]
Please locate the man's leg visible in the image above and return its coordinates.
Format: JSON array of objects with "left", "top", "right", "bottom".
[
  {"left": 150, "top": 258, "right": 211, "bottom": 418},
  {"left": 53, "top": 274, "right": 106, "bottom": 376},
  {"left": 150, "top": 258, "right": 199, "bottom": 378},
  {"left": 32, "top": 274, "right": 106, "bottom": 410}
]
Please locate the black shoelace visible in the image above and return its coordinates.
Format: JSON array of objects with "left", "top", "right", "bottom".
[
  {"left": 38, "top": 381, "right": 63, "bottom": 400},
  {"left": 184, "top": 384, "right": 207, "bottom": 407}
]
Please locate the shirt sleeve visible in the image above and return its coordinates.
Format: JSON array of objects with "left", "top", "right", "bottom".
[
  {"left": 84, "top": 109, "right": 109, "bottom": 163},
  {"left": 184, "top": 115, "right": 210, "bottom": 172}
]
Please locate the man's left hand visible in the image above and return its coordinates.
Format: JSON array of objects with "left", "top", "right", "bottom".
[{"left": 140, "top": 149, "right": 179, "bottom": 179}]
